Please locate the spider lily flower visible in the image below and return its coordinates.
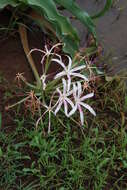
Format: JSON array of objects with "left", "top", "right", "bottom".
[
  {"left": 54, "top": 78, "right": 74, "bottom": 116},
  {"left": 53, "top": 56, "right": 88, "bottom": 85},
  {"left": 36, "top": 92, "right": 56, "bottom": 133},
  {"left": 36, "top": 103, "right": 53, "bottom": 134},
  {"left": 28, "top": 43, "right": 62, "bottom": 65},
  {"left": 69, "top": 82, "right": 96, "bottom": 125}
]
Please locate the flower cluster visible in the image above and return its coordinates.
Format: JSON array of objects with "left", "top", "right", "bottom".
[
  {"left": 34, "top": 44, "right": 96, "bottom": 131},
  {"left": 13, "top": 43, "right": 96, "bottom": 133},
  {"left": 51, "top": 56, "right": 96, "bottom": 126}
]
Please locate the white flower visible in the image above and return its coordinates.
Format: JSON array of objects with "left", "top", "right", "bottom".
[
  {"left": 53, "top": 56, "right": 88, "bottom": 86},
  {"left": 28, "top": 43, "right": 62, "bottom": 65},
  {"left": 54, "top": 78, "right": 74, "bottom": 116},
  {"left": 36, "top": 92, "right": 56, "bottom": 133},
  {"left": 36, "top": 104, "right": 53, "bottom": 134},
  {"left": 69, "top": 82, "right": 96, "bottom": 125}
]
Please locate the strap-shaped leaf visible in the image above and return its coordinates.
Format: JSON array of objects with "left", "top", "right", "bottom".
[
  {"left": 54, "top": 0, "right": 96, "bottom": 39},
  {"left": 27, "top": 0, "right": 80, "bottom": 56},
  {"left": 91, "top": 0, "right": 112, "bottom": 19},
  {"left": 0, "top": 0, "right": 18, "bottom": 9}
]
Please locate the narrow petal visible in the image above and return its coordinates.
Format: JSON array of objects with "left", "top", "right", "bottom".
[
  {"left": 68, "top": 104, "right": 77, "bottom": 116},
  {"left": 45, "top": 45, "right": 49, "bottom": 54},
  {"left": 54, "top": 71, "right": 66, "bottom": 79},
  {"left": 73, "top": 83, "right": 77, "bottom": 98},
  {"left": 67, "top": 55, "right": 72, "bottom": 71},
  {"left": 80, "top": 92, "right": 94, "bottom": 101},
  {"left": 28, "top": 48, "right": 45, "bottom": 56},
  {"left": 55, "top": 54, "right": 63, "bottom": 62},
  {"left": 41, "top": 54, "right": 46, "bottom": 64},
  {"left": 62, "top": 78, "right": 67, "bottom": 94},
  {"left": 73, "top": 83, "right": 77, "bottom": 99},
  {"left": 71, "top": 73, "right": 89, "bottom": 81},
  {"left": 52, "top": 58, "right": 66, "bottom": 70},
  {"left": 50, "top": 43, "right": 62, "bottom": 53},
  {"left": 64, "top": 100, "right": 68, "bottom": 116},
  {"left": 71, "top": 65, "right": 86, "bottom": 72},
  {"left": 78, "top": 104, "right": 84, "bottom": 125},
  {"left": 80, "top": 102, "right": 96, "bottom": 116},
  {"left": 67, "top": 77, "right": 71, "bottom": 92},
  {"left": 65, "top": 97, "right": 75, "bottom": 109},
  {"left": 48, "top": 112, "right": 51, "bottom": 134},
  {"left": 54, "top": 101, "right": 63, "bottom": 115},
  {"left": 77, "top": 82, "right": 82, "bottom": 98},
  {"left": 67, "top": 89, "right": 73, "bottom": 96},
  {"left": 56, "top": 88, "right": 62, "bottom": 97}
]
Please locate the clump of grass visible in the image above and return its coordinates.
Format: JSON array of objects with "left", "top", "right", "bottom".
[{"left": 0, "top": 76, "right": 127, "bottom": 189}]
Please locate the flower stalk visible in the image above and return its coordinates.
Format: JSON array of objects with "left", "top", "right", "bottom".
[
  {"left": 19, "top": 25, "right": 41, "bottom": 88},
  {"left": 8, "top": 43, "right": 98, "bottom": 132}
]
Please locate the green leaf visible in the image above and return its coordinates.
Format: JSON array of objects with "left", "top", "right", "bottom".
[
  {"left": 91, "top": 0, "right": 113, "bottom": 19},
  {"left": 0, "top": 147, "right": 3, "bottom": 157},
  {"left": 54, "top": 0, "right": 96, "bottom": 39},
  {"left": 27, "top": 0, "right": 79, "bottom": 56},
  {"left": 97, "top": 158, "right": 109, "bottom": 172},
  {"left": 124, "top": 95, "right": 127, "bottom": 111},
  {"left": 0, "top": 0, "right": 19, "bottom": 9}
]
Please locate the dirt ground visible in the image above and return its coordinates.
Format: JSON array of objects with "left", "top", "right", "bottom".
[
  {"left": 0, "top": 6, "right": 116, "bottom": 129},
  {"left": 0, "top": 9, "right": 67, "bottom": 128},
  {"left": 0, "top": 9, "right": 46, "bottom": 128},
  {"left": 0, "top": 10, "right": 45, "bottom": 82}
]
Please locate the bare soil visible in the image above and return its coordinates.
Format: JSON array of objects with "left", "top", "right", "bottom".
[{"left": 0, "top": 9, "right": 45, "bottom": 128}]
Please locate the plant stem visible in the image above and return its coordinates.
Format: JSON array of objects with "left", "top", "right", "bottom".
[
  {"left": 6, "top": 96, "right": 29, "bottom": 110},
  {"left": 19, "top": 25, "right": 41, "bottom": 88}
]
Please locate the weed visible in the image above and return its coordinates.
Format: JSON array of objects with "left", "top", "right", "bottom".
[{"left": 0, "top": 77, "right": 127, "bottom": 189}]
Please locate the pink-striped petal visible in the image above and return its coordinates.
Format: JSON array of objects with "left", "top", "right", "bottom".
[
  {"left": 67, "top": 55, "right": 72, "bottom": 71},
  {"left": 77, "top": 82, "right": 82, "bottom": 98},
  {"left": 48, "top": 112, "right": 51, "bottom": 134},
  {"left": 80, "top": 102, "right": 96, "bottom": 116},
  {"left": 64, "top": 100, "right": 68, "bottom": 116},
  {"left": 56, "top": 88, "right": 62, "bottom": 97},
  {"left": 41, "top": 54, "right": 47, "bottom": 64},
  {"left": 67, "top": 77, "right": 71, "bottom": 92},
  {"left": 54, "top": 71, "right": 66, "bottom": 79},
  {"left": 71, "top": 65, "right": 86, "bottom": 72},
  {"left": 49, "top": 43, "right": 62, "bottom": 53},
  {"left": 54, "top": 101, "right": 63, "bottom": 115},
  {"left": 80, "top": 92, "right": 94, "bottom": 101},
  {"left": 45, "top": 45, "right": 49, "bottom": 53},
  {"left": 28, "top": 48, "right": 45, "bottom": 55},
  {"left": 73, "top": 83, "right": 77, "bottom": 98},
  {"left": 71, "top": 72, "right": 88, "bottom": 81},
  {"left": 62, "top": 78, "right": 67, "bottom": 94},
  {"left": 65, "top": 97, "right": 75, "bottom": 109},
  {"left": 78, "top": 104, "right": 84, "bottom": 125},
  {"left": 52, "top": 58, "right": 66, "bottom": 70},
  {"left": 68, "top": 104, "right": 77, "bottom": 116}
]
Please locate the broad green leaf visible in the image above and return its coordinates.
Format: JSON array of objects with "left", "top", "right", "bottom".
[
  {"left": 27, "top": 0, "right": 79, "bottom": 56},
  {"left": 0, "top": 0, "right": 19, "bottom": 9},
  {"left": 91, "top": 0, "right": 112, "bottom": 19},
  {"left": 54, "top": 0, "right": 96, "bottom": 39}
]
